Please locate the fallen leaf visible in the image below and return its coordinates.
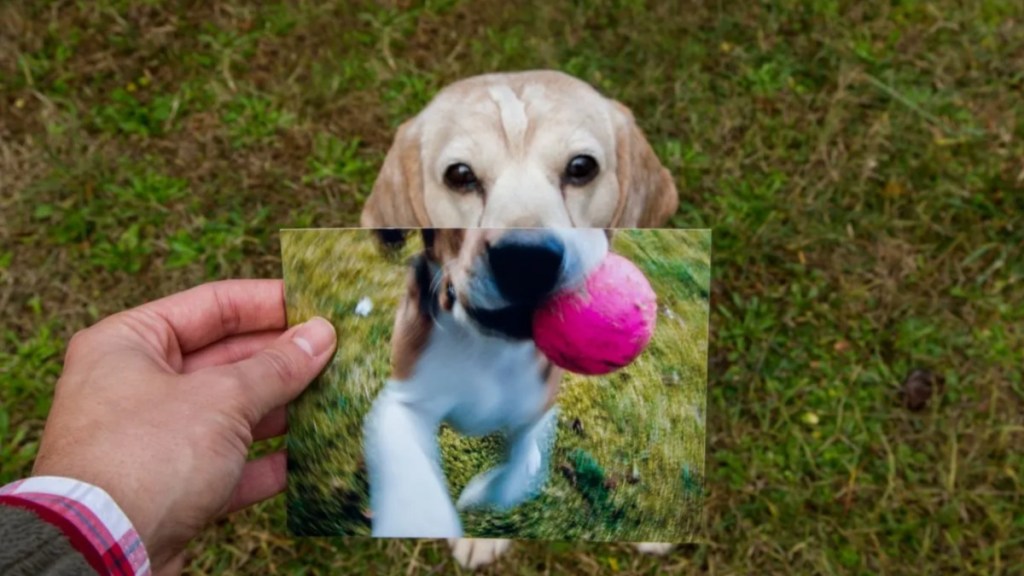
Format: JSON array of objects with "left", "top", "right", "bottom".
[{"left": 884, "top": 180, "right": 904, "bottom": 197}]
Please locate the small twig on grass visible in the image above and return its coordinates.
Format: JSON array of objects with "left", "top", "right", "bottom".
[
  {"left": 221, "top": 53, "right": 238, "bottom": 93},
  {"left": 17, "top": 54, "right": 34, "bottom": 88},
  {"left": 163, "top": 95, "right": 181, "bottom": 133},
  {"left": 862, "top": 73, "right": 984, "bottom": 140}
]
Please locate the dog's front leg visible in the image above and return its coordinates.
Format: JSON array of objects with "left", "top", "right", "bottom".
[
  {"left": 456, "top": 407, "right": 559, "bottom": 511},
  {"left": 364, "top": 383, "right": 461, "bottom": 537}
]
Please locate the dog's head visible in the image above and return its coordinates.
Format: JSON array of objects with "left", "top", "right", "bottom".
[
  {"left": 396, "top": 228, "right": 609, "bottom": 341},
  {"left": 360, "top": 70, "right": 678, "bottom": 230}
]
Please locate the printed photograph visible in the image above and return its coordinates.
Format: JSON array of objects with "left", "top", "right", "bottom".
[{"left": 284, "top": 228, "right": 710, "bottom": 543}]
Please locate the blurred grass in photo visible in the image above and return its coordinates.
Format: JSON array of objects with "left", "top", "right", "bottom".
[{"left": 283, "top": 229, "right": 709, "bottom": 542}]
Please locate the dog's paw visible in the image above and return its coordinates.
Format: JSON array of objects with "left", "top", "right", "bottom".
[
  {"left": 448, "top": 538, "right": 512, "bottom": 569},
  {"left": 455, "top": 466, "right": 505, "bottom": 510},
  {"left": 456, "top": 458, "right": 544, "bottom": 511},
  {"left": 634, "top": 542, "right": 674, "bottom": 555}
]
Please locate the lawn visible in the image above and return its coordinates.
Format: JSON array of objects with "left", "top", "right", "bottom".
[{"left": 1, "top": 0, "right": 1022, "bottom": 574}]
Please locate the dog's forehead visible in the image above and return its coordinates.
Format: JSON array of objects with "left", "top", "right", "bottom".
[
  {"left": 418, "top": 72, "right": 614, "bottom": 144},
  {"left": 436, "top": 71, "right": 604, "bottom": 106}
]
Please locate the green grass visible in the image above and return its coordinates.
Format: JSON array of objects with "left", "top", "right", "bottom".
[
  {"left": 1, "top": 0, "right": 1023, "bottom": 574},
  {"left": 282, "top": 229, "right": 708, "bottom": 542}
]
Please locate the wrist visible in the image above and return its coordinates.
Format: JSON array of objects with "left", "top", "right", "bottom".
[{"left": 32, "top": 447, "right": 170, "bottom": 563}]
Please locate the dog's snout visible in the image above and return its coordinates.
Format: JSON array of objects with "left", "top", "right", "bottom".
[{"left": 487, "top": 234, "right": 565, "bottom": 305}]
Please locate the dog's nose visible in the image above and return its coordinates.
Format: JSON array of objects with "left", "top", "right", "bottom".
[{"left": 487, "top": 233, "right": 565, "bottom": 305}]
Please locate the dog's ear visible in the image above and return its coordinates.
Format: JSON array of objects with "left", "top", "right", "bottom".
[
  {"left": 360, "top": 119, "right": 432, "bottom": 228},
  {"left": 609, "top": 101, "right": 679, "bottom": 228}
]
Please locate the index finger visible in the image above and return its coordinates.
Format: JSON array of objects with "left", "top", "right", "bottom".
[{"left": 141, "top": 279, "right": 288, "bottom": 354}]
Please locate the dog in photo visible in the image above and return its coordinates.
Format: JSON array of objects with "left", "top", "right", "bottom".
[
  {"left": 359, "top": 69, "right": 679, "bottom": 568},
  {"left": 363, "top": 228, "right": 613, "bottom": 537}
]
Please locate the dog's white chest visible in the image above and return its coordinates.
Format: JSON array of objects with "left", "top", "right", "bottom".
[{"left": 390, "top": 318, "right": 548, "bottom": 436}]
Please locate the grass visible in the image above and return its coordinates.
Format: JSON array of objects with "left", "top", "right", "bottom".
[
  {"left": 282, "top": 229, "right": 708, "bottom": 542},
  {"left": 1, "top": 0, "right": 1022, "bottom": 573}
]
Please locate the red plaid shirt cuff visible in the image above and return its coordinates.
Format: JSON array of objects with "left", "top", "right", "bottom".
[{"left": 0, "top": 476, "right": 151, "bottom": 576}]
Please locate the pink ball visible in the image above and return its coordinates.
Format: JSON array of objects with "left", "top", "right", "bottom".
[{"left": 533, "top": 253, "right": 657, "bottom": 375}]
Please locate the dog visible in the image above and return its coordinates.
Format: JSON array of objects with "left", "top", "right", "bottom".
[
  {"left": 359, "top": 69, "right": 679, "bottom": 568},
  {"left": 364, "top": 228, "right": 611, "bottom": 538}
]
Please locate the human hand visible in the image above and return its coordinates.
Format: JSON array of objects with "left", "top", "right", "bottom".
[{"left": 31, "top": 279, "right": 336, "bottom": 574}]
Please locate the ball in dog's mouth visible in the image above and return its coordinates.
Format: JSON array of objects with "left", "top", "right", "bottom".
[{"left": 532, "top": 252, "right": 657, "bottom": 375}]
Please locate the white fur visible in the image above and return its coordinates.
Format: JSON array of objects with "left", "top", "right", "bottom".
[
  {"left": 365, "top": 315, "right": 555, "bottom": 538},
  {"left": 551, "top": 229, "right": 608, "bottom": 281},
  {"left": 448, "top": 538, "right": 512, "bottom": 569},
  {"left": 364, "top": 386, "right": 461, "bottom": 537},
  {"left": 487, "top": 85, "right": 528, "bottom": 152}
]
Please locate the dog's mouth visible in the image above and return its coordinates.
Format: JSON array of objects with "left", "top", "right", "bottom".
[{"left": 462, "top": 303, "right": 535, "bottom": 341}]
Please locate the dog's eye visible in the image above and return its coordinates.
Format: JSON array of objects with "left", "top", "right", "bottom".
[
  {"left": 564, "top": 155, "right": 599, "bottom": 186},
  {"left": 443, "top": 163, "right": 481, "bottom": 193}
]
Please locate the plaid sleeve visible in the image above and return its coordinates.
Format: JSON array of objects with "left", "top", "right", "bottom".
[{"left": 0, "top": 476, "right": 151, "bottom": 576}]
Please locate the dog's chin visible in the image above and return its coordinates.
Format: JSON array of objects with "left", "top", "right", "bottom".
[{"left": 461, "top": 304, "right": 534, "bottom": 341}]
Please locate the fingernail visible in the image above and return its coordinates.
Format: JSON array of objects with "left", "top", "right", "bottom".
[{"left": 292, "top": 317, "right": 336, "bottom": 357}]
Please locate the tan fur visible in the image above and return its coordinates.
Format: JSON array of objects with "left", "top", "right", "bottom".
[
  {"left": 609, "top": 102, "right": 679, "bottom": 227},
  {"left": 388, "top": 229, "right": 474, "bottom": 378},
  {"left": 360, "top": 70, "right": 679, "bottom": 231},
  {"left": 427, "top": 229, "right": 469, "bottom": 265},
  {"left": 428, "top": 230, "right": 511, "bottom": 303},
  {"left": 360, "top": 120, "right": 431, "bottom": 228},
  {"left": 390, "top": 266, "right": 432, "bottom": 381}
]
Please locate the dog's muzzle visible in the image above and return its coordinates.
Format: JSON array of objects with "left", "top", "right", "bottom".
[
  {"left": 487, "top": 232, "right": 565, "bottom": 304},
  {"left": 464, "top": 231, "right": 568, "bottom": 340}
]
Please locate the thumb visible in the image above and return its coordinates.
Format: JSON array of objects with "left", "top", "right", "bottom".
[{"left": 221, "top": 316, "right": 337, "bottom": 425}]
